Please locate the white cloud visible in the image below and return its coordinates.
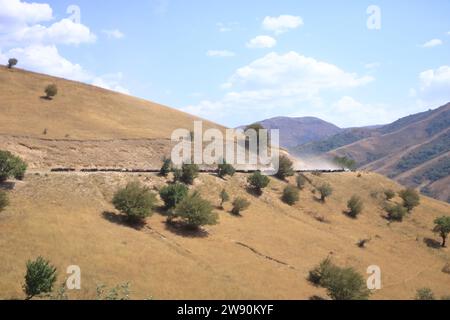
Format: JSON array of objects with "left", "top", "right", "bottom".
[
  {"left": 421, "top": 39, "right": 443, "bottom": 48},
  {"left": 0, "top": 0, "right": 52, "bottom": 31},
  {"left": 102, "top": 29, "right": 125, "bottom": 39},
  {"left": 184, "top": 51, "right": 374, "bottom": 127},
  {"left": 246, "top": 35, "right": 277, "bottom": 49},
  {"left": 206, "top": 50, "right": 236, "bottom": 57},
  {"left": 262, "top": 15, "right": 303, "bottom": 35},
  {"left": 92, "top": 72, "right": 130, "bottom": 95},
  {"left": 410, "top": 65, "right": 450, "bottom": 109}
]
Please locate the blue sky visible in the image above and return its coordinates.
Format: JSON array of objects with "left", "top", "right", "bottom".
[{"left": 1, "top": 0, "right": 450, "bottom": 128}]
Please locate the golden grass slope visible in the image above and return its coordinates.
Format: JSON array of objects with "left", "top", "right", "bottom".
[
  {"left": 0, "top": 66, "right": 223, "bottom": 140},
  {"left": 0, "top": 171, "right": 449, "bottom": 300}
]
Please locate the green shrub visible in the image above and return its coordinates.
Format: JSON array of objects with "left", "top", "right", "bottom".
[
  {"left": 296, "top": 174, "right": 307, "bottom": 189},
  {"left": 159, "top": 183, "right": 188, "bottom": 210},
  {"left": 415, "top": 288, "right": 435, "bottom": 300},
  {"left": 181, "top": 163, "right": 199, "bottom": 185},
  {"left": 172, "top": 168, "right": 182, "bottom": 182},
  {"left": 220, "top": 189, "right": 230, "bottom": 208},
  {"left": 0, "top": 190, "right": 9, "bottom": 212},
  {"left": 276, "top": 155, "right": 294, "bottom": 180},
  {"left": 217, "top": 162, "right": 235, "bottom": 179},
  {"left": 96, "top": 282, "right": 131, "bottom": 300},
  {"left": 317, "top": 183, "right": 333, "bottom": 202},
  {"left": 385, "top": 203, "right": 407, "bottom": 222},
  {"left": 347, "top": 195, "right": 364, "bottom": 218},
  {"left": 159, "top": 157, "right": 172, "bottom": 177},
  {"left": 112, "top": 181, "right": 157, "bottom": 222},
  {"left": 23, "top": 257, "right": 57, "bottom": 300},
  {"left": 399, "top": 188, "right": 420, "bottom": 212},
  {"left": 433, "top": 216, "right": 450, "bottom": 247},
  {"left": 282, "top": 185, "right": 299, "bottom": 206},
  {"left": 174, "top": 192, "right": 218, "bottom": 229},
  {"left": 308, "top": 257, "right": 334, "bottom": 285},
  {"left": 0, "top": 150, "right": 27, "bottom": 182},
  {"left": 384, "top": 189, "right": 395, "bottom": 201},
  {"left": 231, "top": 197, "right": 250, "bottom": 216},
  {"left": 45, "top": 84, "right": 58, "bottom": 99},
  {"left": 8, "top": 58, "right": 18, "bottom": 69},
  {"left": 247, "top": 171, "right": 270, "bottom": 195}
]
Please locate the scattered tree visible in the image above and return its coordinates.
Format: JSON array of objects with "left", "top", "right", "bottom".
[
  {"left": 0, "top": 190, "right": 9, "bottom": 212},
  {"left": 159, "top": 183, "right": 188, "bottom": 210},
  {"left": 180, "top": 163, "right": 199, "bottom": 185},
  {"left": 282, "top": 185, "right": 299, "bottom": 206},
  {"left": 0, "top": 150, "right": 27, "bottom": 182},
  {"left": 7, "top": 58, "right": 18, "bottom": 69},
  {"left": 159, "top": 157, "right": 172, "bottom": 177},
  {"left": 173, "top": 192, "right": 218, "bottom": 229},
  {"left": 415, "top": 288, "right": 435, "bottom": 300},
  {"left": 399, "top": 188, "right": 420, "bottom": 212},
  {"left": 217, "top": 161, "right": 235, "bottom": 179},
  {"left": 247, "top": 171, "right": 270, "bottom": 195},
  {"left": 23, "top": 257, "right": 57, "bottom": 300},
  {"left": 276, "top": 155, "right": 294, "bottom": 180},
  {"left": 231, "top": 197, "right": 250, "bottom": 216},
  {"left": 385, "top": 203, "right": 407, "bottom": 222},
  {"left": 333, "top": 156, "right": 356, "bottom": 170},
  {"left": 44, "top": 84, "right": 58, "bottom": 99},
  {"left": 317, "top": 183, "right": 333, "bottom": 202},
  {"left": 296, "top": 174, "right": 307, "bottom": 190},
  {"left": 433, "top": 216, "right": 450, "bottom": 247},
  {"left": 219, "top": 189, "right": 230, "bottom": 208},
  {"left": 384, "top": 189, "right": 395, "bottom": 201},
  {"left": 112, "top": 181, "right": 157, "bottom": 223},
  {"left": 347, "top": 195, "right": 364, "bottom": 218}
]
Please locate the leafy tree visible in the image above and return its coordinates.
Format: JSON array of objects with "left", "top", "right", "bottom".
[
  {"left": 174, "top": 192, "right": 218, "bottom": 229},
  {"left": 7, "top": 58, "right": 18, "bottom": 69},
  {"left": 384, "top": 189, "right": 395, "bottom": 201},
  {"left": 347, "top": 195, "right": 364, "bottom": 218},
  {"left": 333, "top": 156, "right": 356, "bottom": 170},
  {"left": 0, "top": 150, "right": 27, "bottom": 182},
  {"left": 282, "top": 185, "right": 299, "bottom": 206},
  {"left": 247, "top": 171, "right": 270, "bottom": 195},
  {"left": 276, "top": 155, "right": 294, "bottom": 180},
  {"left": 45, "top": 84, "right": 58, "bottom": 99},
  {"left": 296, "top": 174, "right": 307, "bottom": 190},
  {"left": 112, "top": 181, "right": 157, "bottom": 222},
  {"left": 23, "top": 257, "right": 57, "bottom": 300},
  {"left": 219, "top": 189, "right": 230, "bottom": 208},
  {"left": 433, "top": 216, "right": 450, "bottom": 247},
  {"left": 399, "top": 188, "right": 420, "bottom": 212},
  {"left": 415, "top": 288, "right": 435, "bottom": 300},
  {"left": 217, "top": 162, "right": 235, "bottom": 179},
  {"left": 159, "top": 157, "right": 172, "bottom": 177},
  {"left": 385, "top": 203, "right": 407, "bottom": 222},
  {"left": 0, "top": 190, "right": 9, "bottom": 212},
  {"left": 231, "top": 197, "right": 250, "bottom": 216},
  {"left": 317, "top": 183, "right": 333, "bottom": 202},
  {"left": 180, "top": 163, "right": 199, "bottom": 185},
  {"left": 159, "top": 183, "right": 188, "bottom": 210}
]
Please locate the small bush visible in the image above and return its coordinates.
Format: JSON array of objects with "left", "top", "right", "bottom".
[
  {"left": 0, "top": 150, "right": 27, "bottom": 182},
  {"left": 0, "top": 190, "right": 9, "bottom": 212},
  {"left": 159, "top": 183, "right": 188, "bottom": 210},
  {"left": 415, "top": 288, "right": 435, "bottom": 300},
  {"left": 276, "top": 155, "right": 295, "bottom": 180},
  {"left": 112, "top": 181, "right": 157, "bottom": 222},
  {"left": 8, "top": 58, "right": 18, "bottom": 69},
  {"left": 385, "top": 203, "right": 407, "bottom": 222},
  {"left": 217, "top": 162, "right": 235, "bottom": 179},
  {"left": 45, "top": 84, "right": 58, "bottom": 99},
  {"left": 399, "top": 188, "right": 420, "bottom": 212},
  {"left": 219, "top": 189, "right": 230, "bottom": 208},
  {"left": 433, "top": 216, "right": 450, "bottom": 247},
  {"left": 159, "top": 157, "right": 172, "bottom": 177},
  {"left": 172, "top": 168, "right": 182, "bottom": 182},
  {"left": 308, "top": 257, "right": 334, "bottom": 285},
  {"left": 347, "top": 195, "right": 364, "bottom": 218},
  {"left": 247, "top": 171, "right": 270, "bottom": 195},
  {"left": 384, "top": 189, "right": 395, "bottom": 201},
  {"left": 96, "top": 283, "right": 131, "bottom": 300},
  {"left": 231, "top": 197, "right": 250, "bottom": 215},
  {"left": 317, "top": 183, "right": 333, "bottom": 202},
  {"left": 23, "top": 257, "right": 57, "bottom": 300},
  {"left": 282, "top": 185, "right": 299, "bottom": 206},
  {"left": 296, "top": 174, "right": 307, "bottom": 189},
  {"left": 174, "top": 192, "right": 218, "bottom": 229},
  {"left": 180, "top": 163, "right": 199, "bottom": 185}
]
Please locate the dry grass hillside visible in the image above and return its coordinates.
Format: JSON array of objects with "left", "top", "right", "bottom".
[{"left": 0, "top": 171, "right": 449, "bottom": 300}]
